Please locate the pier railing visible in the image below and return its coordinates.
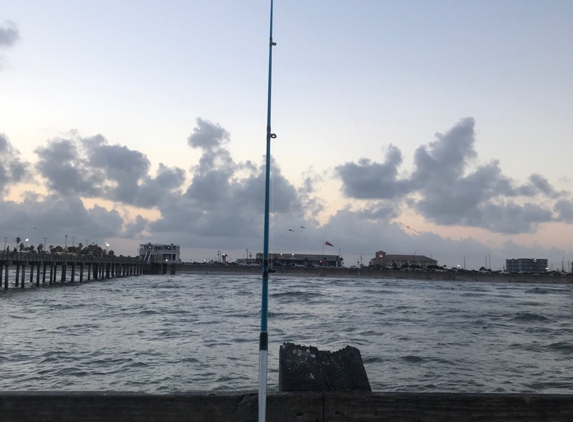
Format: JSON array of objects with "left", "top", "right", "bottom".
[{"left": 1, "top": 391, "right": 572, "bottom": 421}]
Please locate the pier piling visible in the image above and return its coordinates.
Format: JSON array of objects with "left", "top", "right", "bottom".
[{"left": 0, "top": 252, "right": 147, "bottom": 291}]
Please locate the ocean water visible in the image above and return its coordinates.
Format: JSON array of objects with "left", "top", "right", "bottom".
[{"left": 1, "top": 274, "right": 572, "bottom": 393}]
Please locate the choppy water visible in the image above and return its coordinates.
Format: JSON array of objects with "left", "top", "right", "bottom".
[{"left": 1, "top": 274, "right": 572, "bottom": 393}]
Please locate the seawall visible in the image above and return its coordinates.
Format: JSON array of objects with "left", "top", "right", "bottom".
[
  {"left": 2, "top": 391, "right": 572, "bottom": 421},
  {"left": 173, "top": 263, "right": 573, "bottom": 284}
]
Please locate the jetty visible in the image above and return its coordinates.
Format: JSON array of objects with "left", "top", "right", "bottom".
[{"left": 0, "top": 251, "right": 145, "bottom": 289}]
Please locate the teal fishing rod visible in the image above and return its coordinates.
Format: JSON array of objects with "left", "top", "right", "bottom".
[{"left": 259, "top": 0, "right": 276, "bottom": 421}]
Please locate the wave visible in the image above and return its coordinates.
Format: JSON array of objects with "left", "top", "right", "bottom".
[{"left": 510, "top": 312, "right": 550, "bottom": 323}]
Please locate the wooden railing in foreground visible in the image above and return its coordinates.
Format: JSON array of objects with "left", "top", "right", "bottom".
[{"left": 1, "top": 391, "right": 572, "bottom": 421}]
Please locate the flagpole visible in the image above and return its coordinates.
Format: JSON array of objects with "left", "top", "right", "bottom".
[{"left": 259, "top": 1, "right": 276, "bottom": 421}]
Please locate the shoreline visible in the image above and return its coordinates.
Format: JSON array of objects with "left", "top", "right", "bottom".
[{"left": 172, "top": 264, "right": 573, "bottom": 285}]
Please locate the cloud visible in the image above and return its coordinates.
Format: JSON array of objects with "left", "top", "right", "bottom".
[
  {"left": 35, "top": 134, "right": 186, "bottom": 207},
  {"left": 151, "top": 119, "right": 309, "bottom": 248},
  {"left": 34, "top": 137, "right": 104, "bottom": 197},
  {"left": 337, "top": 117, "right": 565, "bottom": 234},
  {"left": 123, "top": 215, "right": 149, "bottom": 239},
  {"left": 4, "top": 117, "right": 571, "bottom": 269},
  {"left": 336, "top": 144, "right": 407, "bottom": 199},
  {"left": 0, "top": 133, "right": 31, "bottom": 194},
  {"left": 0, "top": 193, "right": 125, "bottom": 249},
  {"left": 554, "top": 199, "right": 573, "bottom": 224},
  {"left": 187, "top": 117, "right": 229, "bottom": 152},
  {"left": 0, "top": 21, "right": 19, "bottom": 48}
]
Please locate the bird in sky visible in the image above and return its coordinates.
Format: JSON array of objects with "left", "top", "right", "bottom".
[
  {"left": 300, "top": 226, "right": 305, "bottom": 229},
  {"left": 288, "top": 229, "right": 295, "bottom": 232},
  {"left": 406, "top": 226, "right": 419, "bottom": 233}
]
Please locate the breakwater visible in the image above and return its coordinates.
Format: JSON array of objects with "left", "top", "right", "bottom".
[
  {"left": 174, "top": 263, "right": 573, "bottom": 284},
  {"left": 0, "top": 251, "right": 145, "bottom": 289},
  {"left": 2, "top": 391, "right": 573, "bottom": 421}
]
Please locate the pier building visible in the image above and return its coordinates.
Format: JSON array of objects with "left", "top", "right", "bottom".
[{"left": 139, "top": 243, "right": 181, "bottom": 264}]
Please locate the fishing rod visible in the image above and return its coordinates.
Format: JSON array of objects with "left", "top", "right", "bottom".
[{"left": 259, "top": 0, "right": 276, "bottom": 421}]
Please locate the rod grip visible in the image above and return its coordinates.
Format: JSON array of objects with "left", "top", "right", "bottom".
[{"left": 259, "top": 332, "right": 268, "bottom": 351}]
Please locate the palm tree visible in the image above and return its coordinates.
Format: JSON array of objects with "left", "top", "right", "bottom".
[{"left": 16, "top": 236, "right": 21, "bottom": 245}]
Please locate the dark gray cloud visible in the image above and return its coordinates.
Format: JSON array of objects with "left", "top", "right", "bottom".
[
  {"left": 35, "top": 138, "right": 104, "bottom": 197},
  {"left": 337, "top": 117, "right": 566, "bottom": 234},
  {"left": 356, "top": 202, "right": 400, "bottom": 220},
  {"left": 335, "top": 144, "right": 406, "bottom": 199},
  {"left": 554, "top": 199, "right": 573, "bottom": 223},
  {"left": 123, "top": 215, "right": 149, "bottom": 239},
  {"left": 187, "top": 118, "right": 229, "bottom": 151},
  {"left": 0, "top": 133, "right": 31, "bottom": 193},
  {"left": 0, "top": 193, "right": 124, "bottom": 250},
  {"left": 151, "top": 119, "right": 308, "bottom": 248},
  {"left": 0, "top": 21, "right": 19, "bottom": 48},
  {"left": 35, "top": 134, "right": 185, "bottom": 207}
]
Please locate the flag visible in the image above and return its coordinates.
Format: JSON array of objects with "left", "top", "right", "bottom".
[{"left": 325, "top": 241, "right": 333, "bottom": 247}]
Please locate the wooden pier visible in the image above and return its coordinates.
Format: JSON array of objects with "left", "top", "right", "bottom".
[{"left": 0, "top": 251, "right": 146, "bottom": 290}]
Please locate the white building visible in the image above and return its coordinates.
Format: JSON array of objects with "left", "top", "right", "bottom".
[{"left": 139, "top": 243, "right": 181, "bottom": 264}]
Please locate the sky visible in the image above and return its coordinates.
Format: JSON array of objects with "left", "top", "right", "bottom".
[{"left": 1, "top": 0, "right": 572, "bottom": 271}]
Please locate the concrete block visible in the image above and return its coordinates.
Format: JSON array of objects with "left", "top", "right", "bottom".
[{"left": 279, "top": 342, "right": 371, "bottom": 392}]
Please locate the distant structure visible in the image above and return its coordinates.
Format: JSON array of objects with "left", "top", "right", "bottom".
[
  {"left": 369, "top": 250, "right": 438, "bottom": 268},
  {"left": 505, "top": 258, "right": 547, "bottom": 273},
  {"left": 139, "top": 243, "right": 181, "bottom": 264},
  {"left": 255, "top": 252, "right": 342, "bottom": 267}
]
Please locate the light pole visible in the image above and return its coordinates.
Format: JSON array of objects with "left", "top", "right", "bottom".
[
  {"left": 72, "top": 236, "right": 75, "bottom": 247},
  {"left": 105, "top": 242, "right": 109, "bottom": 252},
  {"left": 65, "top": 235, "right": 68, "bottom": 248},
  {"left": 43, "top": 237, "right": 48, "bottom": 251},
  {"left": 25, "top": 238, "right": 29, "bottom": 249}
]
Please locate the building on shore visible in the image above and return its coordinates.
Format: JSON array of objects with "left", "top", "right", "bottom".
[
  {"left": 139, "top": 243, "right": 181, "bottom": 264},
  {"left": 505, "top": 258, "right": 547, "bottom": 273},
  {"left": 369, "top": 250, "right": 438, "bottom": 268},
  {"left": 254, "top": 252, "right": 342, "bottom": 267}
]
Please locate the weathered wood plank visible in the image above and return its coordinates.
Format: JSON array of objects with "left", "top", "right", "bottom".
[
  {"left": 0, "top": 392, "right": 323, "bottom": 422},
  {"left": 324, "top": 392, "right": 573, "bottom": 422}
]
